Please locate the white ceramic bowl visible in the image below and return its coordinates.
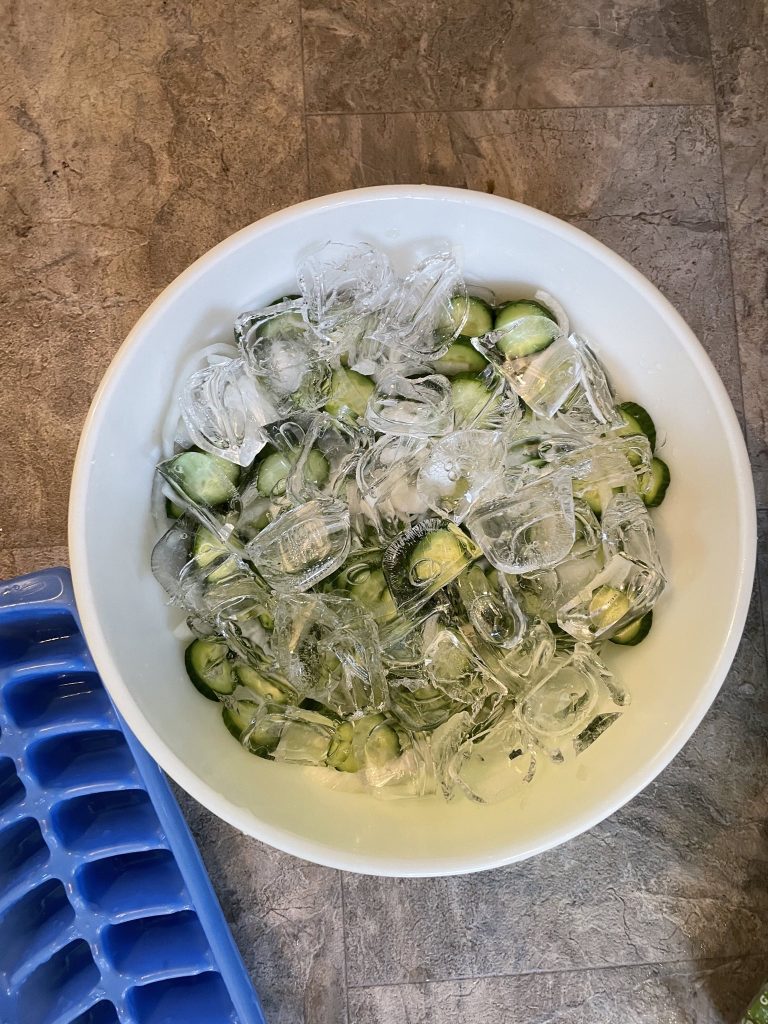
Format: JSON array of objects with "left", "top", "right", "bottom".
[{"left": 69, "top": 186, "right": 756, "bottom": 876}]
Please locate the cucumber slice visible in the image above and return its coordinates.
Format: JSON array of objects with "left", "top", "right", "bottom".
[
  {"left": 327, "top": 721, "right": 357, "bottom": 772},
  {"left": 494, "top": 300, "right": 557, "bottom": 358},
  {"left": 185, "top": 639, "right": 236, "bottom": 701},
  {"left": 325, "top": 366, "right": 375, "bottom": 421},
  {"left": 255, "top": 448, "right": 330, "bottom": 498},
  {"left": 450, "top": 373, "right": 502, "bottom": 427},
  {"left": 431, "top": 339, "right": 489, "bottom": 377},
  {"left": 447, "top": 295, "right": 494, "bottom": 338},
  {"left": 588, "top": 586, "right": 631, "bottom": 632},
  {"left": 222, "top": 699, "right": 281, "bottom": 755},
  {"left": 347, "top": 567, "right": 398, "bottom": 625},
  {"left": 617, "top": 401, "right": 657, "bottom": 451},
  {"left": 193, "top": 527, "right": 238, "bottom": 583},
  {"left": 610, "top": 610, "right": 653, "bottom": 646},
  {"left": 639, "top": 458, "right": 670, "bottom": 507},
  {"left": 409, "top": 529, "right": 466, "bottom": 584},
  {"left": 235, "top": 664, "right": 296, "bottom": 704},
  {"left": 254, "top": 308, "right": 306, "bottom": 341},
  {"left": 164, "top": 451, "right": 239, "bottom": 507},
  {"left": 165, "top": 498, "right": 184, "bottom": 520}
]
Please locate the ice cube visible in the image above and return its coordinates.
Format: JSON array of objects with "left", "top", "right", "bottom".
[
  {"left": 467, "top": 469, "right": 575, "bottom": 574},
  {"left": 382, "top": 519, "right": 481, "bottom": 618},
  {"left": 520, "top": 644, "right": 628, "bottom": 762},
  {"left": 373, "top": 250, "right": 467, "bottom": 356},
  {"left": 365, "top": 369, "right": 454, "bottom": 438},
  {"left": 455, "top": 704, "right": 536, "bottom": 803},
  {"left": 424, "top": 626, "right": 505, "bottom": 705},
  {"left": 179, "top": 356, "right": 272, "bottom": 467},
  {"left": 556, "top": 550, "right": 665, "bottom": 642},
  {"left": 356, "top": 434, "right": 431, "bottom": 539},
  {"left": 602, "top": 491, "right": 665, "bottom": 575},
  {"left": 273, "top": 592, "right": 386, "bottom": 716},
  {"left": 245, "top": 498, "right": 350, "bottom": 593},
  {"left": 416, "top": 429, "right": 505, "bottom": 523},
  {"left": 239, "top": 304, "right": 332, "bottom": 416},
  {"left": 453, "top": 566, "right": 526, "bottom": 650},
  {"left": 297, "top": 241, "right": 395, "bottom": 345},
  {"left": 459, "top": 617, "right": 556, "bottom": 695},
  {"left": 555, "top": 335, "right": 623, "bottom": 432}
]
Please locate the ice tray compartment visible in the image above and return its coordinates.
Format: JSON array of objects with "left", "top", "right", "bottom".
[
  {"left": 128, "top": 972, "right": 239, "bottom": 1024},
  {"left": 5, "top": 671, "right": 111, "bottom": 732},
  {"left": 0, "top": 568, "right": 265, "bottom": 1024},
  {"left": 17, "top": 938, "right": 99, "bottom": 1024},
  {"left": 0, "top": 817, "right": 50, "bottom": 898},
  {"left": 77, "top": 849, "right": 190, "bottom": 922},
  {"left": 28, "top": 731, "right": 138, "bottom": 793}
]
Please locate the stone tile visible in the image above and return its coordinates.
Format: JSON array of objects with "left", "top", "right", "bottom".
[
  {"left": 0, "top": 545, "right": 69, "bottom": 581},
  {"left": 307, "top": 106, "right": 742, "bottom": 408},
  {"left": 342, "top": 591, "right": 768, "bottom": 985},
  {"left": 0, "top": 0, "right": 306, "bottom": 550},
  {"left": 758, "top": 511, "right": 768, "bottom": 641},
  {"left": 348, "top": 958, "right": 765, "bottom": 1024},
  {"left": 707, "top": 0, "right": 768, "bottom": 507},
  {"left": 173, "top": 786, "right": 347, "bottom": 1024},
  {"left": 301, "top": 0, "right": 713, "bottom": 113}
]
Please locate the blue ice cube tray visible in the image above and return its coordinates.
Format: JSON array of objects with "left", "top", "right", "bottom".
[{"left": 0, "top": 568, "right": 266, "bottom": 1024}]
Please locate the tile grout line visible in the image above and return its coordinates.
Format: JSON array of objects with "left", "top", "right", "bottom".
[
  {"left": 345, "top": 952, "right": 760, "bottom": 992},
  {"left": 701, "top": 1, "right": 749, "bottom": 426},
  {"left": 701, "top": 1, "right": 768, "bottom": 660},
  {"left": 296, "top": 0, "right": 312, "bottom": 199},
  {"left": 304, "top": 101, "right": 719, "bottom": 119},
  {"left": 339, "top": 871, "right": 352, "bottom": 1024}
]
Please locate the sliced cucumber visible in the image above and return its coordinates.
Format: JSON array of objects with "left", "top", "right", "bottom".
[
  {"left": 222, "top": 699, "right": 281, "bottom": 755},
  {"left": 494, "top": 300, "right": 557, "bottom": 358},
  {"left": 325, "top": 366, "right": 375, "bottom": 422},
  {"left": 328, "top": 714, "right": 400, "bottom": 773},
  {"left": 610, "top": 610, "right": 653, "bottom": 646},
  {"left": 163, "top": 451, "right": 239, "bottom": 507},
  {"left": 588, "top": 586, "right": 631, "bottom": 632},
  {"left": 447, "top": 295, "right": 494, "bottom": 338},
  {"left": 193, "top": 527, "right": 238, "bottom": 583},
  {"left": 639, "top": 458, "right": 670, "bottom": 507},
  {"left": 253, "top": 307, "right": 306, "bottom": 341},
  {"left": 450, "top": 373, "right": 502, "bottom": 427},
  {"left": 185, "top": 639, "right": 236, "bottom": 701},
  {"left": 347, "top": 567, "right": 398, "bottom": 625},
  {"left": 409, "top": 530, "right": 466, "bottom": 584},
  {"left": 255, "top": 448, "right": 330, "bottom": 498},
  {"left": 327, "top": 721, "right": 357, "bottom": 772},
  {"left": 165, "top": 498, "right": 184, "bottom": 520},
  {"left": 617, "top": 401, "right": 657, "bottom": 452},
  {"left": 432, "top": 339, "right": 489, "bottom": 377},
  {"left": 235, "top": 664, "right": 296, "bottom": 704}
]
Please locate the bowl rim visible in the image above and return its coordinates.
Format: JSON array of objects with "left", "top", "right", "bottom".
[{"left": 69, "top": 184, "right": 757, "bottom": 876}]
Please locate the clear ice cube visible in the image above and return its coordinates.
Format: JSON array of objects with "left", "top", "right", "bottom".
[
  {"left": 602, "top": 491, "right": 665, "bottom": 575},
  {"left": 416, "top": 429, "right": 505, "bottom": 523},
  {"left": 556, "top": 550, "right": 665, "bottom": 642},
  {"left": 373, "top": 250, "right": 466, "bottom": 356},
  {"left": 467, "top": 469, "right": 575, "bottom": 574},
  {"left": 453, "top": 566, "right": 526, "bottom": 649},
  {"left": 424, "top": 626, "right": 505, "bottom": 705},
  {"left": 459, "top": 617, "right": 556, "bottom": 695},
  {"left": 245, "top": 498, "right": 350, "bottom": 593},
  {"left": 554, "top": 335, "right": 623, "bottom": 432},
  {"left": 520, "top": 644, "right": 628, "bottom": 762},
  {"left": 365, "top": 369, "right": 454, "bottom": 438},
  {"left": 356, "top": 434, "right": 431, "bottom": 539},
  {"left": 506, "top": 335, "right": 582, "bottom": 417},
  {"left": 382, "top": 519, "right": 481, "bottom": 618},
  {"left": 179, "top": 356, "right": 272, "bottom": 467},
  {"left": 297, "top": 241, "right": 395, "bottom": 343},
  {"left": 273, "top": 592, "right": 386, "bottom": 715},
  {"left": 455, "top": 704, "right": 536, "bottom": 803},
  {"left": 239, "top": 304, "right": 332, "bottom": 416}
]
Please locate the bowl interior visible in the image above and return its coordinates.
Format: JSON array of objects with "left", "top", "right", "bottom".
[{"left": 70, "top": 187, "right": 755, "bottom": 876}]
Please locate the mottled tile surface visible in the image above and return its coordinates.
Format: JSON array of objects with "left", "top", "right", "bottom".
[
  {"left": 342, "top": 591, "right": 768, "bottom": 985},
  {"left": 0, "top": 545, "right": 69, "bottom": 581},
  {"left": 174, "top": 786, "right": 347, "bottom": 1024},
  {"left": 308, "top": 106, "right": 742, "bottom": 408},
  {"left": 348, "top": 959, "right": 765, "bottom": 1024},
  {"left": 0, "top": 0, "right": 306, "bottom": 557},
  {"left": 302, "top": 0, "right": 713, "bottom": 113},
  {"left": 707, "top": 0, "right": 768, "bottom": 507}
]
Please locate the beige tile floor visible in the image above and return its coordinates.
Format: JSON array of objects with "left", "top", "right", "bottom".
[{"left": 1, "top": 1, "right": 766, "bottom": 1020}]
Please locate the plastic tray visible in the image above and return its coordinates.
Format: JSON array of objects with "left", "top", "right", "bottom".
[{"left": 0, "top": 568, "right": 266, "bottom": 1024}]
